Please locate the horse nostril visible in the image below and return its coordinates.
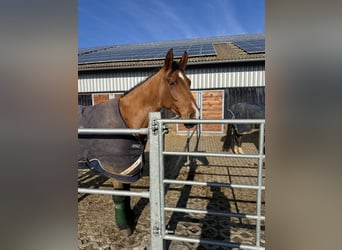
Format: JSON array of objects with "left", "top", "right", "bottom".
[
  {"left": 190, "top": 112, "right": 199, "bottom": 119},
  {"left": 184, "top": 123, "right": 195, "bottom": 129},
  {"left": 184, "top": 113, "right": 197, "bottom": 128}
]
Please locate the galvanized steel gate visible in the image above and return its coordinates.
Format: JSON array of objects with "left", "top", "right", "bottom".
[{"left": 78, "top": 112, "right": 265, "bottom": 250}]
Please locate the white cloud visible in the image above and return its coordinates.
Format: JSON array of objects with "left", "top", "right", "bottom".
[{"left": 78, "top": 0, "right": 264, "bottom": 47}]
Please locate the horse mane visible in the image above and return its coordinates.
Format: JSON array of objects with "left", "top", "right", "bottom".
[
  {"left": 123, "top": 79, "right": 147, "bottom": 96},
  {"left": 122, "top": 61, "right": 184, "bottom": 96},
  {"left": 122, "top": 68, "right": 158, "bottom": 96}
]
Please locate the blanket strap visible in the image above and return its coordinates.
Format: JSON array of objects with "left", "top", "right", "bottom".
[
  {"left": 78, "top": 154, "right": 144, "bottom": 183},
  {"left": 119, "top": 155, "right": 143, "bottom": 175}
]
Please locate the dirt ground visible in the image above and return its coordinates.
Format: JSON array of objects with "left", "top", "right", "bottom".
[{"left": 78, "top": 131, "right": 265, "bottom": 250}]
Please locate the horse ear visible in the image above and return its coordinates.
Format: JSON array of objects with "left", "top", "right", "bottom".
[
  {"left": 163, "top": 48, "right": 174, "bottom": 71},
  {"left": 179, "top": 51, "right": 188, "bottom": 70}
]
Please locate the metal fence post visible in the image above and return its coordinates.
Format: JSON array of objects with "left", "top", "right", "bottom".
[
  {"left": 149, "top": 112, "right": 165, "bottom": 249},
  {"left": 255, "top": 122, "right": 265, "bottom": 247}
]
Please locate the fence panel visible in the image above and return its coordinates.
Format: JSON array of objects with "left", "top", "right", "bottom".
[
  {"left": 78, "top": 114, "right": 265, "bottom": 250},
  {"left": 149, "top": 115, "right": 265, "bottom": 250}
]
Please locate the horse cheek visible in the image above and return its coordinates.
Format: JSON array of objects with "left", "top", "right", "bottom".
[{"left": 162, "top": 90, "right": 173, "bottom": 109}]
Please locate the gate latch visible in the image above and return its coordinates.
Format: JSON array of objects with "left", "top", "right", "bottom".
[
  {"left": 162, "top": 125, "right": 169, "bottom": 135},
  {"left": 151, "top": 120, "right": 159, "bottom": 135}
]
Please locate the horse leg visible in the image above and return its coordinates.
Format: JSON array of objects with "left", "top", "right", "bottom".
[
  {"left": 235, "top": 133, "right": 244, "bottom": 154},
  {"left": 232, "top": 129, "right": 238, "bottom": 154},
  {"left": 111, "top": 179, "right": 134, "bottom": 236},
  {"left": 222, "top": 124, "right": 233, "bottom": 152}
]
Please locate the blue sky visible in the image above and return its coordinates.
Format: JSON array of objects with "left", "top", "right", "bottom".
[{"left": 78, "top": 0, "right": 264, "bottom": 48}]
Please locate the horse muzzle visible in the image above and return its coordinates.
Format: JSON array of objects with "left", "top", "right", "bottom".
[
  {"left": 183, "top": 106, "right": 200, "bottom": 128},
  {"left": 184, "top": 122, "right": 196, "bottom": 129}
]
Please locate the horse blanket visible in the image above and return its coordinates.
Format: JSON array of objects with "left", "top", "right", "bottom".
[
  {"left": 227, "top": 103, "right": 265, "bottom": 134},
  {"left": 78, "top": 99, "right": 146, "bottom": 183}
]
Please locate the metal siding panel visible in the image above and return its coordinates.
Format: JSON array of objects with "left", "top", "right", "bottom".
[
  {"left": 98, "top": 75, "right": 103, "bottom": 91},
  {"left": 83, "top": 78, "right": 88, "bottom": 92},
  {"left": 213, "top": 72, "right": 218, "bottom": 88},
  {"left": 232, "top": 69, "right": 237, "bottom": 87},
  {"left": 203, "top": 72, "right": 210, "bottom": 87},
  {"left": 225, "top": 70, "right": 229, "bottom": 87},
  {"left": 247, "top": 68, "right": 252, "bottom": 85},
  {"left": 233, "top": 69, "right": 237, "bottom": 87},
  {"left": 79, "top": 78, "right": 84, "bottom": 92},
  {"left": 78, "top": 80, "right": 81, "bottom": 92},
  {"left": 85, "top": 77, "right": 89, "bottom": 92},
  {"left": 96, "top": 77, "right": 100, "bottom": 92},
  {"left": 78, "top": 65, "right": 265, "bottom": 93},
  {"left": 240, "top": 70, "right": 244, "bottom": 87}
]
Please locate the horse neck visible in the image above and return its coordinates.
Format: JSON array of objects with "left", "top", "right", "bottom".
[{"left": 119, "top": 72, "right": 163, "bottom": 128}]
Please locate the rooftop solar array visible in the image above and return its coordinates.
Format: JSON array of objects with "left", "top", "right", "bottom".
[
  {"left": 78, "top": 42, "right": 216, "bottom": 64},
  {"left": 233, "top": 39, "right": 265, "bottom": 53},
  {"left": 78, "top": 34, "right": 264, "bottom": 64}
]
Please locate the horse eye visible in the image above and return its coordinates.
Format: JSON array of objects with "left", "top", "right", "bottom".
[{"left": 169, "top": 82, "right": 176, "bottom": 87}]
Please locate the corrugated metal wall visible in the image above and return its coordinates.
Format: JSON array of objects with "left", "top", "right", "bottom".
[
  {"left": 78, "top": 71, "right": 150, "bottom": 93},
  {"left": 188, "top": 65, "right": 264, "bottom": 89},
  {"left": 78, "top": 65, "right": 264, "bottom": 93}
]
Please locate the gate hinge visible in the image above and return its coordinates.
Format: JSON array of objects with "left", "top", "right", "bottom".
[{"left": 152, "top": 224, "right": 160, "bottom": 236}]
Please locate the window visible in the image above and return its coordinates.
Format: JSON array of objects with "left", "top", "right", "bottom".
[{"left": 78, "top": 94, "right": 92, "bottom": 106}]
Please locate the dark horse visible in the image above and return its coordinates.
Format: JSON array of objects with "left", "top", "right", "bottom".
[
  {"left": 222, "top": 102, "right": 265, "bottom": 154},
  {"left": 78, "top": 49, "right": 200, "bottom": 235}
]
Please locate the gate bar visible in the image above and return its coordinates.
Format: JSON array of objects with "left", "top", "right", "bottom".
[
  {"left": 164, "top": 151, "right": 265, "bottom": 159},
  {"left": 163, "top": 179, "right": 265, "bottom": 190},
  {"left": 164, "top": 207, "right": 265, "bottom": 220},
  {"left": 78, "top": 188, "right": 150, "bottom": 198},
  {"left": 163, "top": 235, "right": 264, "bottom": 250},
  {"left": 161, "top": 118, "right": 265, "bottom": 124},
  {"left": 78, "top": 128, "right": 148, "bottom": 135}
]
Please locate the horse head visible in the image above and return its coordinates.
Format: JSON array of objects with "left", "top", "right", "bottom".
[{"left": 160, "top": 49, "right": 200, "bottom": 128}]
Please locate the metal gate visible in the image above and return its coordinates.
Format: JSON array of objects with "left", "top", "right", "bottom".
[
  {"left": 78, "top": 112, "right": 265, "bottom": 250},
  {"left": 149, "top": 112, "right": 265, "bottom": 249}
]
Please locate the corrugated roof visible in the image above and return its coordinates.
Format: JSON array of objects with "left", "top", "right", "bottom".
[{"left": 78, "top": 34, "right": 265, "bottom": 71}]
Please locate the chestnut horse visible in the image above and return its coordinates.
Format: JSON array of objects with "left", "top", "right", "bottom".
[{"left": 78, "top": 49, "right": 199, "bottom": 235}]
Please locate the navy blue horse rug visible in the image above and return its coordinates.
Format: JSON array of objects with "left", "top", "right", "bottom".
[
  {"left": 78, "top": 99, "right": 146, "bottom": 183},
  {"left": 223, "top": 102, "right": 265, "bottom": 153},
  {"left": 227, "top": 102, "right": 265, "bottom": 134}
]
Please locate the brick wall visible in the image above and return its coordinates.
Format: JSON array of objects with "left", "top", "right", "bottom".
[{"left": 93, "top": 94, "right": 109, "bottom": 105}]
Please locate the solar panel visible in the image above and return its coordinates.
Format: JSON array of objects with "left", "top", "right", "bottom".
[
  {"left": 78, "top": 46, "right": 111, "bottom": 56},
  {"left": 233, "top": 39, "right": 265, "bottom": 53},
  {"left": 78, "top": 42, "right": 217, "bottom": 64},
  {"left": 78, "top": 34, "right": 265, "bottom": 64}
]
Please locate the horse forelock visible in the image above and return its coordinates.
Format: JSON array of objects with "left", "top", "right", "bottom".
[
  {"left": 167, "top": 62, "right": 188, "bottom": 84},
  {"left": 171, "top": 61, "right": 186, "bottom": 73}
]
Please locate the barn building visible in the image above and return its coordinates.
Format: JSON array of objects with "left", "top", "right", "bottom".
[{"left": 78, "top": 33, "right": 265, "bottom": 134}]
